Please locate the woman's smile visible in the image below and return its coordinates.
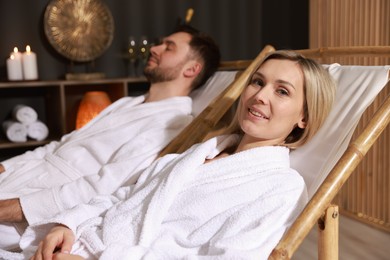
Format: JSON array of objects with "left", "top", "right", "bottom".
[{"left": 248, "top": 107, "right": 269, "bottom": 120}]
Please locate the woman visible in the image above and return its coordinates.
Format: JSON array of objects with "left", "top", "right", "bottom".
[{"left": 6, "top": 50, "right": 335, "bottom": 260}]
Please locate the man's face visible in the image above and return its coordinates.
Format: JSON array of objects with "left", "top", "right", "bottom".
[{"left": 143, "top": 32, "right": 193, "bottom": 83}]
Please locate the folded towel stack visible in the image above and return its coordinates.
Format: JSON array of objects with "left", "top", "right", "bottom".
[{"left": 2, "top": 105, "right": 49, "bottom": 142}]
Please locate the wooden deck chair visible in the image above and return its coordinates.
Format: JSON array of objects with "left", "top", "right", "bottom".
[{"left": 161, "top": 45, "right": 390, "bottom": 259}]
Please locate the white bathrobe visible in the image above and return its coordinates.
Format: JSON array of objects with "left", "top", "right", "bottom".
[
  {"left": 5, "top": 135, "right": 308, "bottom": 260},
  {"left": 0, "top": 95, "right": 193, "bottom": 249}
]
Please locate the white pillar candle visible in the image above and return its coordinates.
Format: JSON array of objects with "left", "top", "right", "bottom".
[
  {"left": 6, "top": 47, "right": 23, "bottom": 81},
  {"left": 22, "top": 45, "right": 38, "bottom": 80}
]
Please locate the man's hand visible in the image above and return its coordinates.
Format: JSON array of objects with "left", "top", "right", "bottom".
[
  {"left": 0, "top": 164, "right": 5, "bottom": 174},
  {"left": 0, "top": 198, "right": 25, "bottom": 222},
  {"left": 31, "top": 225, "right": 76, "bottom": 260}
]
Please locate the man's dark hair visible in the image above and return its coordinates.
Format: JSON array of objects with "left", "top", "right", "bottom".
[{"left": 174, "top": 25, "right": 221, "bottom": 90}]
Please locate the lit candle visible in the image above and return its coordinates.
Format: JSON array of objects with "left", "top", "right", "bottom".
[
  {"left": 22, "top": 45, "right": 38, "bottom": 80},
  {"left": 6, "top": 47, "right": 23, "bottom": 81}
]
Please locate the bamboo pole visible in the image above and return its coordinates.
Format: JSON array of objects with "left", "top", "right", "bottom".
[
  {"left": 218, "top": 60, "right": 253, "bottom": 71},
  {"left": 159, "top": 45, "right": 275, "bottom": 157},
  {"left": 296, "top": 46, "right": 390, "bottom": 60},
  {"left": 269, "top": 93, "right": 390, "bottom": 260},
  {"left": 219, "top": 46, "right": 390, "bottom": 70},
  {"left": 318, "top": 205, "right": 339, "bottom": 260}
]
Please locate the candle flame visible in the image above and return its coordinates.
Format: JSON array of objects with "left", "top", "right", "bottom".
[
  {"left": 13, "top": 47, "right": 19, "bottom": 53},
  {"left": 10, "top": 54, "right": 15, "bottom": 60},
  {"left": 26, "top": 45, "right": 31, "bottom": 52}
]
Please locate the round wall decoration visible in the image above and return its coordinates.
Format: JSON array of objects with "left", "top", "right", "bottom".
[{"left": 44, "top": 0, "right": 114, "bottom": 62}]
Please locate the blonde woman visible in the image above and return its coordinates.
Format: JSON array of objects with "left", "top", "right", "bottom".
[{"left": 3, "top": 50, "right": 335, "bottom": 260}]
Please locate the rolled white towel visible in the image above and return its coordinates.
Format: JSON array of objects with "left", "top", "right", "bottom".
[
  {"left": 13, "top": 105, "right": 38, "bottom": 124},
  {"left": 2, "top": 120, "right": 28, "bottom": 142},
  {"left": 27, "top": 120, "right": 49, "bottom": 141}
]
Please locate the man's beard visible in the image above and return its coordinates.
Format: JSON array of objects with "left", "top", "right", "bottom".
[{"left": 143, "top": 61, "right": 186, "bottom": 83}]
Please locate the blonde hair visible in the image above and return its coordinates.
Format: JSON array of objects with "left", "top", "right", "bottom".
[{"left": 217, "top": 50, "right": 336, "bottom": 149}]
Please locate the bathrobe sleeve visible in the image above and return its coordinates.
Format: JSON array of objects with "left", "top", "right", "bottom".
[
  {"left": 18, "top": 154, "right": 178, "bottom": 252},
  {"left": 19, "top": 193, "right": 122, "bottom": 253}
]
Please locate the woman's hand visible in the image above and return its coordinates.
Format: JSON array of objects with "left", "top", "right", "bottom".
[
  {"left": 0, "top": 164, "right": 5, "bottom": 174},
  {"left": 31, "top": 225, "right": 75, "bottom": 260}
]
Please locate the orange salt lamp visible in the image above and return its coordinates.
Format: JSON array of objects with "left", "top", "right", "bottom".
[{"left": 75, "top": 91, "right": 111, "bottom": 129}]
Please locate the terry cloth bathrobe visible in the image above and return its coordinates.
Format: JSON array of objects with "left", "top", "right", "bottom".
[
  {"left": 3, "top": 135, "right": 308, "bottom": 260},
  {"left": 0, "top": 95, "right": 193, "bottom": 250}
]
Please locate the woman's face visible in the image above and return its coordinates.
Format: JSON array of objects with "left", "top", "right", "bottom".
[{"left": 238, "top": 58, "right": 306, "bottom": 147}]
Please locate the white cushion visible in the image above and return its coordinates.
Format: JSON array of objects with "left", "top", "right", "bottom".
[{"left": 190, "top": 71, "right": 237, "bottom": 116}]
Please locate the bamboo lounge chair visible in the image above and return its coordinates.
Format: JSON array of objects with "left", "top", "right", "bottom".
[{"left": 161, "top": 45, "right": 390, "bottom": 259}]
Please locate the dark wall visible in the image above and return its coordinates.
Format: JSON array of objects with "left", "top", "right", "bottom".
[
  {"left": 0, "top": 0, "right": 308, "bottom": 81},
  {"left": 261, "top": 0, "right": 309, "bottom": 50}
]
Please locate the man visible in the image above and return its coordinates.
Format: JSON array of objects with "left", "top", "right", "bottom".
[{"left": 0, "top": 25, "right": 221, "bottom": 250}]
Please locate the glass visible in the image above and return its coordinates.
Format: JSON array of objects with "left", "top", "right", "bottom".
[
  {"left": 138, "top": 35, "right": 150, "bottom": 73},
  {"left": 127, "top": 36, "right": 138, "bottom": 76}
]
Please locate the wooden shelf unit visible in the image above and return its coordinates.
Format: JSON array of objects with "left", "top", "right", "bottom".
[{"left": 0, "top": 77, "right": 148, "bottom": 160}]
